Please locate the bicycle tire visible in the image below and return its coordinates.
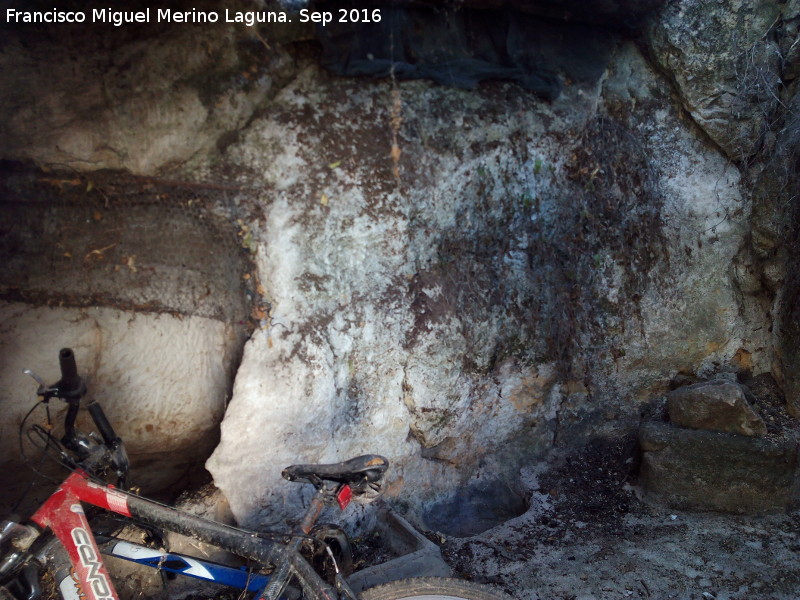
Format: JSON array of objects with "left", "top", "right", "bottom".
[{"left": 359, "top": 577, "right": 514, "bottom": 600}]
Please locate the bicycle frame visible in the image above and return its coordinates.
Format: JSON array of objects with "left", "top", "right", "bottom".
[
  {"left": 23, "top": 469, "right": 343, "bottom": 600},
  {"left": 5, "top": 351, "right": 399, "bottom": 600},
  {"left": 98, "top": 539, "right": 270, "bottom": 591}
]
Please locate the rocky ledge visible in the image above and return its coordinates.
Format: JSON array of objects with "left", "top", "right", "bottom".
[{"left": 640, "top": 376, "right": 800, "bottom": 513}]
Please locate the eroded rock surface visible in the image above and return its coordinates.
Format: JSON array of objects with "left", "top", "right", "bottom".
[
  {"left": 0, "top": 19, "right": 296, "bottom": 175},
  {"left": 646, "top": 0, "right": 790, "bottom": 160},
  {"left": 0, "top": 302, "right": 241, "bottom": 492},
  {"left": 206, "top": 42, "right": 773, "bottom": 525},
  {"left": 0, "top": 167, "right": 252, "bottom": 494},
  {"left": 667, "top": 380, "right": 768, "bottom": 437},
  {"left": 1, "top": 0, "right": 799, "bottom": 526},
  {"left": 639, "top": 421, "right": 799, "bottom": 513}
]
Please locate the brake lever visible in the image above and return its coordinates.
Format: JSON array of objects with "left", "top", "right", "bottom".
[
  {"left": 23, "top": 369, "right": 57, "bottom": 399},
  {"left": 22, "top": 369, "right": 45, "bottom": 388},
  {"left": 24, "top": 361, "right": 129, "bottom": 486}
]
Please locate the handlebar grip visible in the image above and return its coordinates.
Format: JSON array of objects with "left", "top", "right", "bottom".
[
  {"left": 57, "top": 348, "right": 85, "bottom": 399},
  {"left": 88, "top": 401, "right": 119, "bottom": 448},
  {"left": 58, "top": 348, "right": 80, "bottom": 390}
]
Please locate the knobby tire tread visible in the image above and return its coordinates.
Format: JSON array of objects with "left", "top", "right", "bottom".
[{"left": 358, "top": 577, "right": 514, "bottom": 600}]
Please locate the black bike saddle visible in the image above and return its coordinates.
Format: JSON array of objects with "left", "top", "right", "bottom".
[{"left": 282, "top": 454, "right": 389, "bottom": 485}]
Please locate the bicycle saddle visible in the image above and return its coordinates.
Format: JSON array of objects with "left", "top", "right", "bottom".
[{"left": 282, "top": 454, "right": 389, "bottom": 486}]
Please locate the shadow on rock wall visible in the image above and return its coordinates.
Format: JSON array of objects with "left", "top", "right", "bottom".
[
  {"left": 0, "top": 162, "right": 257, "bottom": 509},
  {"left": 1, "top": 0, "right": 798, "bottom": 531},
  {"left": 756, "top": 100, "right": 800, "bottom": 418},
  {"left": 316, "top": 5, "right": 619, "bottom": 100}
]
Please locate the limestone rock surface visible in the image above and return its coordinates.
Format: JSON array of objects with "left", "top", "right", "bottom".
[
  {"left": 645, "top": 0, "right": 788, "bottom": 159},
  {"left": 639, "top": 421, "right": 798, "bottom": 513},
  {"left": 0, "top": 0, "right": 797, "bottom": 526},
  {"left": 206, "top": 43, "right": 772, "bottom": 525},
  {"left": 0, "top": 302, "right": 239, "bottom": 492},
  {"left": 0, "top": 22, "right": 294, "bottom": 175},
  {"left": 667, "top": 380, "right": 768, "bottom": 437}
]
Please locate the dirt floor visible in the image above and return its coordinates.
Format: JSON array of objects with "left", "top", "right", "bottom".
[
  {"left": 4, "top": 433, "right": 799, "bottom": 600},
  {"left": 433, "top": 440, "right": 800, "bottom": 600}
]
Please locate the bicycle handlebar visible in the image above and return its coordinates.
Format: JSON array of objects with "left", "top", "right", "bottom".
[
  {"left": 44, "top": 348, "right": 130, "bottom": 484},
  {"left": 87, "top": 401, "right": 119, "bottom": 448},
  {"left": 57, "top": 348, "right": 85, "bottom": 400}
]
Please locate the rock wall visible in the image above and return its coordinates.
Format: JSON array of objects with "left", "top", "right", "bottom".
[
  {"left": 646, "top": 0, "right": 800, "bottom": 415},
  {"left": 1, "top": 0, "right": 799, "bottom": 524},
  {"left": 205, "top": 32, "right": 775, "bottom": 524},
  {"left": 0, "top": 303, "right": 239, "bottom": 492},
  {"left": 0, "top": 17, "right": 295, "bottom": 174}
]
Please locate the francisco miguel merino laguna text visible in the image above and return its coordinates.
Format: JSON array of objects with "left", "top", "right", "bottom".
[{"left": 5, "top": 8, "right": 294, "bottom": 27}]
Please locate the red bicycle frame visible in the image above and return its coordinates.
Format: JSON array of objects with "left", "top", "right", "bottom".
[
  {"left": 23, "top": 468, "right": 347, "bottom": 600},
  {"left": 8, "top": 350, "right": 383, "bottom": 600},
  {"left": 30, "top": 470, "right": 133, "bottom": 600}
]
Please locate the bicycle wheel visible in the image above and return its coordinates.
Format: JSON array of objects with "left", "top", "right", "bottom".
[{"left": 359, "top": 577, "right": 514, "bottom": 600}]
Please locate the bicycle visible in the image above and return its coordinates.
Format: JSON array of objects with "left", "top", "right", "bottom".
[{"left": 0, "top": 348, "right": 512, "bottom": 600}]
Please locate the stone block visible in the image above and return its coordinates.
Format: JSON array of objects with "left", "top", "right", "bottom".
[
  {"left": 667, "top": 380, "right": 767, "bottom": 437},
  {"left": 639, "top": 421, "right": 799, "bottom": 513}
]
